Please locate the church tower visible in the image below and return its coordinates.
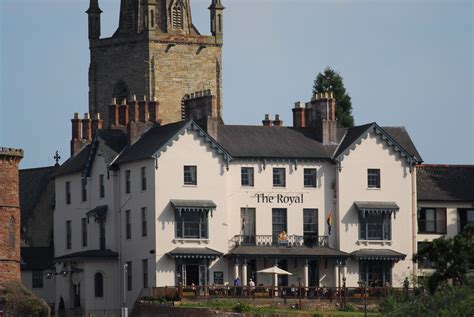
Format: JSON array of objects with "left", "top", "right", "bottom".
[{"left": 88, "top": 0, "right": 224, "bottom": 127}]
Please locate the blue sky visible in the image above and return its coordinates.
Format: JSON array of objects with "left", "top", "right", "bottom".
[{"left": 1, "top": 0, "right": 472, "bottom": 168}]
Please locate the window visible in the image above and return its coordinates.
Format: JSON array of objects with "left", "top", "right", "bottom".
[
  {"left": 66, "top": 220, "right": 72, "bottom": 249},
  {"left": 142, "top": 259, "right": 148, "bottom": 289},
  {"left": 304, "top": 168, "right": 317, "bottom": 188},
  {"left": 176, "top": 211, "right": 208, "bottom": 239},
  {"left": 359, "top": 214, "right": 391, "bottom": 240},
  {"left": 99, "top": 174, "right": 105, "bottom": 198},
  {"left": 241, "top": 167, "right": 254, "bottom": 187},
  {"left": 273, "top": 168, "right": 286, "bottom": 187},
  {"left": 126, "top": 210, "right": 131, "bottom": 240},
  {"left": 418, "top": 208, "right": 447, "bottom": 234},
  {"left": 94, "top": 272, "right": 104, "bottom": 297},
  {"left": 9, "top": 217, "right": 15, "bottom": 250},
  {"left": 367, "top": 169, "right": 381, "bottom": 188},
  {"left": 459, "top": 209, "right": 474, "bottom": 233},
  {"left": 125, "top": 170, "right": 131, "bottom": 194},
  {"left": 417, "top": 242, "right": 436, "bottom": 269},
  {"left": 126, "top": 261, "right": 132, "bottom": 291},
  {"left": 141, "top": 167, "right": 147, "bottom": 191},
  {"left": 360, "top": 261, "right": 391, "bottom": 287},
  {"left": 172, "top": 2, "right": 183, "bottom": 29},
  {"left": 65, "top": 181, "right": 71, "bottom": 204},
  {"left": 81, "top": 218, "right": 88, "bottom": 247},
  {"left": 183, "top": 166, "right": 197, "bottom": 185},
  {"left": 32, "top": 270, "right": 44, "bottom": 288},
  {"left": 303, "top": 209, "right": 318, "bottom": 246},
  {"left": 81, "top": 178, "right": 87, "bottom": 202},
  {"left": 141, "top": 207, "right": 147, "bottom": 237},
  {"left": 272, "top": 208, "right": 287, "bottom": 243}
]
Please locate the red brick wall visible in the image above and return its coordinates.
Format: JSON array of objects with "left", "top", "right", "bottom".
[{"left": 0, "top": 148, "right": 23, "bottom": 282}]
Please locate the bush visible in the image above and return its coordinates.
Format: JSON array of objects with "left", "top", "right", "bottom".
[
  {"left": 0, "top": 280, "right": 49, "bottom": 317},
  {"left": 232, "top": 302, "right": 253, "bottom": 313}
]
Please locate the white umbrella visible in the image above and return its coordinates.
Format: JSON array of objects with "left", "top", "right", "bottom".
[{"left": 257, "top": 266, "right": 293, "bottom": 290}]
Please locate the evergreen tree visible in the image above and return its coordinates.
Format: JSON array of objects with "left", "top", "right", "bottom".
[{"left": 313, "top": 67, "right": 354, "bottom": 128}]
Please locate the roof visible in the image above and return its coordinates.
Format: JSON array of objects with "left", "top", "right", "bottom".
[
  {"left": 351, "top": 249, "right": 406, "bottom": 261},
  {"left": 55, "top": 249, "right": 119, "bottom": 261},
  {"left": 170, "top": 200, "right": 217, "bottom": 209},
  {"left": 21, "top": 247, "right": 54, "bottom": 270},
  {"left": 167, "top": 247, "right": 223, "bottom": 259},
  {"left": 86, "top": 205, "right": 108, "bottom": 219},
  {"left": 333, "top": 123, "right": 422, "bottom": 163},
  {"left": 217, "top": 125, "right": 334, "bottom": 159},
  {"left": 227, "top": 246, "right": 349, "bottom": 259},
  {"left": 19, "top": 166, "right": 56, "bottom": 228},
  {"left": 54, "top": 129, "right": 127, "bottom": 177},
  {"left": 354, "top": 201, "right": 400, "bottom": 217},
  {"left": 417, "top": 164, "right": 474, "bottom": 202}
]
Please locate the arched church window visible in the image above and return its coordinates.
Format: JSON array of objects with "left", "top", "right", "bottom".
[
  {"left": 9, "top": 217, "right": 15, "bottom": 250},
  {"left": 172, "top": 2, "right": 183, "bottom": 30},
  {"left": 113, "top": 81, "right": 130, "bottom": 105},
  {"left": 94, "top": 272, "right": 104, "bottom": 297}
]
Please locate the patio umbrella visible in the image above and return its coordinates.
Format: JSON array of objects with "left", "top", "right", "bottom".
[{"left": 257, "top": 265, "right": 293, "bottom": 288}]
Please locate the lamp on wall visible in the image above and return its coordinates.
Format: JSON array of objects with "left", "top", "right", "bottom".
[{"left": 46, "top": 262, "right": 83, "bottom": 279}]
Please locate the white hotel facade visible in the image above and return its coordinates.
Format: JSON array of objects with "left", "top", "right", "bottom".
[{"left": 53, "top": 91, "right": 425, "bottom": 313}]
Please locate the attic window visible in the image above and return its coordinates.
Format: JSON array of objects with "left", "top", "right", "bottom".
[{"left": 172, "top": 2, "right": 183, "bottom": 30}]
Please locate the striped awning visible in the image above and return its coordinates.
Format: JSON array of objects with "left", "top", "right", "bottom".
[
  {"left": 351, "top": 249, "right": 406, "bottom": 261},
  {"left": 167, "top": 247, "right": 223, "bottom": 260},
  {"left": 171, "top": 200, "right": 216, "bottom": 217},
  {"left": 354, "top": 201, "right": 399, "bottom": 218}
]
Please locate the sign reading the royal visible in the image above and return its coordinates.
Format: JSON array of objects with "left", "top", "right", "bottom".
[{"left": 256, "top": 193, "right": 304, "bottom": 205}]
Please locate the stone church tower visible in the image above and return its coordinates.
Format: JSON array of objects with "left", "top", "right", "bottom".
[
  {"left": 0, "top": 148, "right": 23, "bottom": 281},
  {"left": 87, "top": 0, "right": 224, "bottom": 127}
]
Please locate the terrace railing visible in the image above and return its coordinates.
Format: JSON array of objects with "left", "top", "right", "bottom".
[{"left": 231, "top": 235, "right": 329, "bottom": 247}]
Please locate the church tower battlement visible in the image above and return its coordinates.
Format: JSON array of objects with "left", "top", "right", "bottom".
[{"left": 87, "top": 0, "right": 224, "bottom": 127}]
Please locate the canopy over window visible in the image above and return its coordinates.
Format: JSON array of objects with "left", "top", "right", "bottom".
[
  {"left": 167, "top": 247, "right": 223, "bottom": 260},
  {"left": 170, "top": 200, "right": 216, "bottom": 217},
  {"left": 351, "top": 249, "right": 406, "bottom": 261},
  {"left": 354, "top": 201, "right": 399, "bottom": 218},
  {"left": 86, "top": 205, "right": 108, "bottom": 222}
]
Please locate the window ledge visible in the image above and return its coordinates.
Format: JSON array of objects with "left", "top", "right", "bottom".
[
  {"left": 366, "top": 187, "right": 381, "bottom": 190},
  {"left": 174, "top": 238, "right": 210, "bottom": 244},
  {"left": 357, "top": 240, "right": 393, "bottom": 246}
]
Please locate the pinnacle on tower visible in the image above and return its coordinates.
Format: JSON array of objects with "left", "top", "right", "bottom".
[
  {"left": 209, "top": 0, "right": 225, "bottom": 44},
  {"left": 86, "top": 0, "right": 102, "bottom": 40}
]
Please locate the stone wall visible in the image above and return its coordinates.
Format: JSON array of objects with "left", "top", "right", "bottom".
[{"left": 0, "top": 148, "right": 23, "bottom": 281}]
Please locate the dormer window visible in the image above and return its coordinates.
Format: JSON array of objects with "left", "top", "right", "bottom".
[{"left": 172, "top": 2, "right": 183, "bottom": 30}]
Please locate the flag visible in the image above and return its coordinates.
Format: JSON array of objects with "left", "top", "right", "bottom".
[{"left": 327, "top": 209, "right": 333, "bottom": 235}]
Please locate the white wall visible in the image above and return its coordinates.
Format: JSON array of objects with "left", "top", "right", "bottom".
[
  {"left": 22, "top": 271, "right": 56, "bottom": 305},
  {"left": 337, "top": 131, "right": 415, "bottom": 287}
]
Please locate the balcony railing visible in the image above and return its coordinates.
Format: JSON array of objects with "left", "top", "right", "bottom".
[{"left": 231, "top": 235, "right": 329, "bottom": 247}]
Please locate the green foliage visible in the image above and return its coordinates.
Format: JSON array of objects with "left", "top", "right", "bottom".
[
  {"left": 339, "top": 303, "right": 356, "bottom": 312},
  {"left": 379, "top": 280, "right": 474, "bottom": 316},
  {"left": 415, "top": 224, "right": 474, "bottom": 292},
  {"left": 313, "top": 67, "right": 354, "bottom": 128},
  {"left": 232, "top": 302, "right": 254, "bottom": 312},
  {"left": 0, "top": 280, "right": 50, "bottom": 317}
]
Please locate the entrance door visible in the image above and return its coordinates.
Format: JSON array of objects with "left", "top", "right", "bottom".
[
  {"left": 241, "top": 208, "right": 256, "bottom": 244},
  {"left": 74, "top": 283, "right": 81, "bottom": 308},
  {"left": 309, "top": 260, "right": 319, "bottom": 286},
  {"left": 185, "top": 265, "right": 200, "bottom": 286}
]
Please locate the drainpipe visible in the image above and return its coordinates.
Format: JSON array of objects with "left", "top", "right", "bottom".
[{"left": 411, "top": 165, "right": 418, "bottom": 282}]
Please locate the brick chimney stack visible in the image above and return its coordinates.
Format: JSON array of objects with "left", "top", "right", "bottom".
[
  {"left": 0, "top": 147, "right": 23, "bottom": 282},
  {"left": 292, "top": 102, "right": 306, "bottom": 128},
  {"left": 262, "top": 114, "right": 272, "bottom": 127},
  {"left": 82, "top": 113, "right": 92, "bottom": 142},
  {"left": 272, "top": 114, "right": 283, "bottom": 127},
  {"left": 91, "top": 113, "right": 103, "bottom": 137}
]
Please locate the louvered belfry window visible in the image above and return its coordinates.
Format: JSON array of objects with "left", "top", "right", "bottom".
[
  {"left": 126, "top": 2, "right": 134, "bottom": 32},
  {"left": 172, "top": 2, "right": 183, "bottom": 30}
]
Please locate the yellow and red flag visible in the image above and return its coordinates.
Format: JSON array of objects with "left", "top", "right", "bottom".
[{"left": 327, "top": 209, "right": 333, "bottom": 235}]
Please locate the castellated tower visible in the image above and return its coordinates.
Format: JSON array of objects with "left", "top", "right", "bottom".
[
  {"left": 0, "top": 148, "right": 23, "bottom": 281},
  {"left": 87, "top": 0, "right": 224, "bottom": 127}
]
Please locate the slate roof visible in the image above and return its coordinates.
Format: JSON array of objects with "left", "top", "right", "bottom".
[
  {"left": 114, "top": 121, "right": 189, "bottom": 165},
  {"left": 21, "top": 247, "right": 54, "bottom": 270},
  {"left": 55, "top": 249, "right": 119, "bottom": 261},
  {"left": 217, "top": 125, "right": 334, "bottom": 159},
  {"left": 417, "top": 165, "right": 474, "bottom": 202},
  {"left": 55, "top": 129, "right": 127, "bottom": 177},
  {"left": 19, "top": 166, "right": 56, "bottom": 229},
  {"left": 227, "top": 246, "right": 349, "bottom": 259},
  {"left": 333, "top": 123, "right": 422, "bottom": 162}
]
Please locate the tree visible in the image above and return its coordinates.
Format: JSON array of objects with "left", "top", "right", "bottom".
[
  {"left": 313, "top": 67, "right": 354, "bottom": 128},
  {"left": 415, "top": 224, "right": 474, "bottom": 293}
]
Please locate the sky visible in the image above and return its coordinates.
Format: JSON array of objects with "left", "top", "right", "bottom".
[{"left": 1, "top": 0, "right": 473, "bottom": 168}]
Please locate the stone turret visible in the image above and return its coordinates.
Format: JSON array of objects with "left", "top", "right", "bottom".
[
  {"left": 209, "top": 0, "right": 225, "bottom": 44},
  {"left": 0, "top": 147, "right": 24, "bottom": 282},
  {"left": 86, "top": 0, "right": 102, "bottom": 40}
]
